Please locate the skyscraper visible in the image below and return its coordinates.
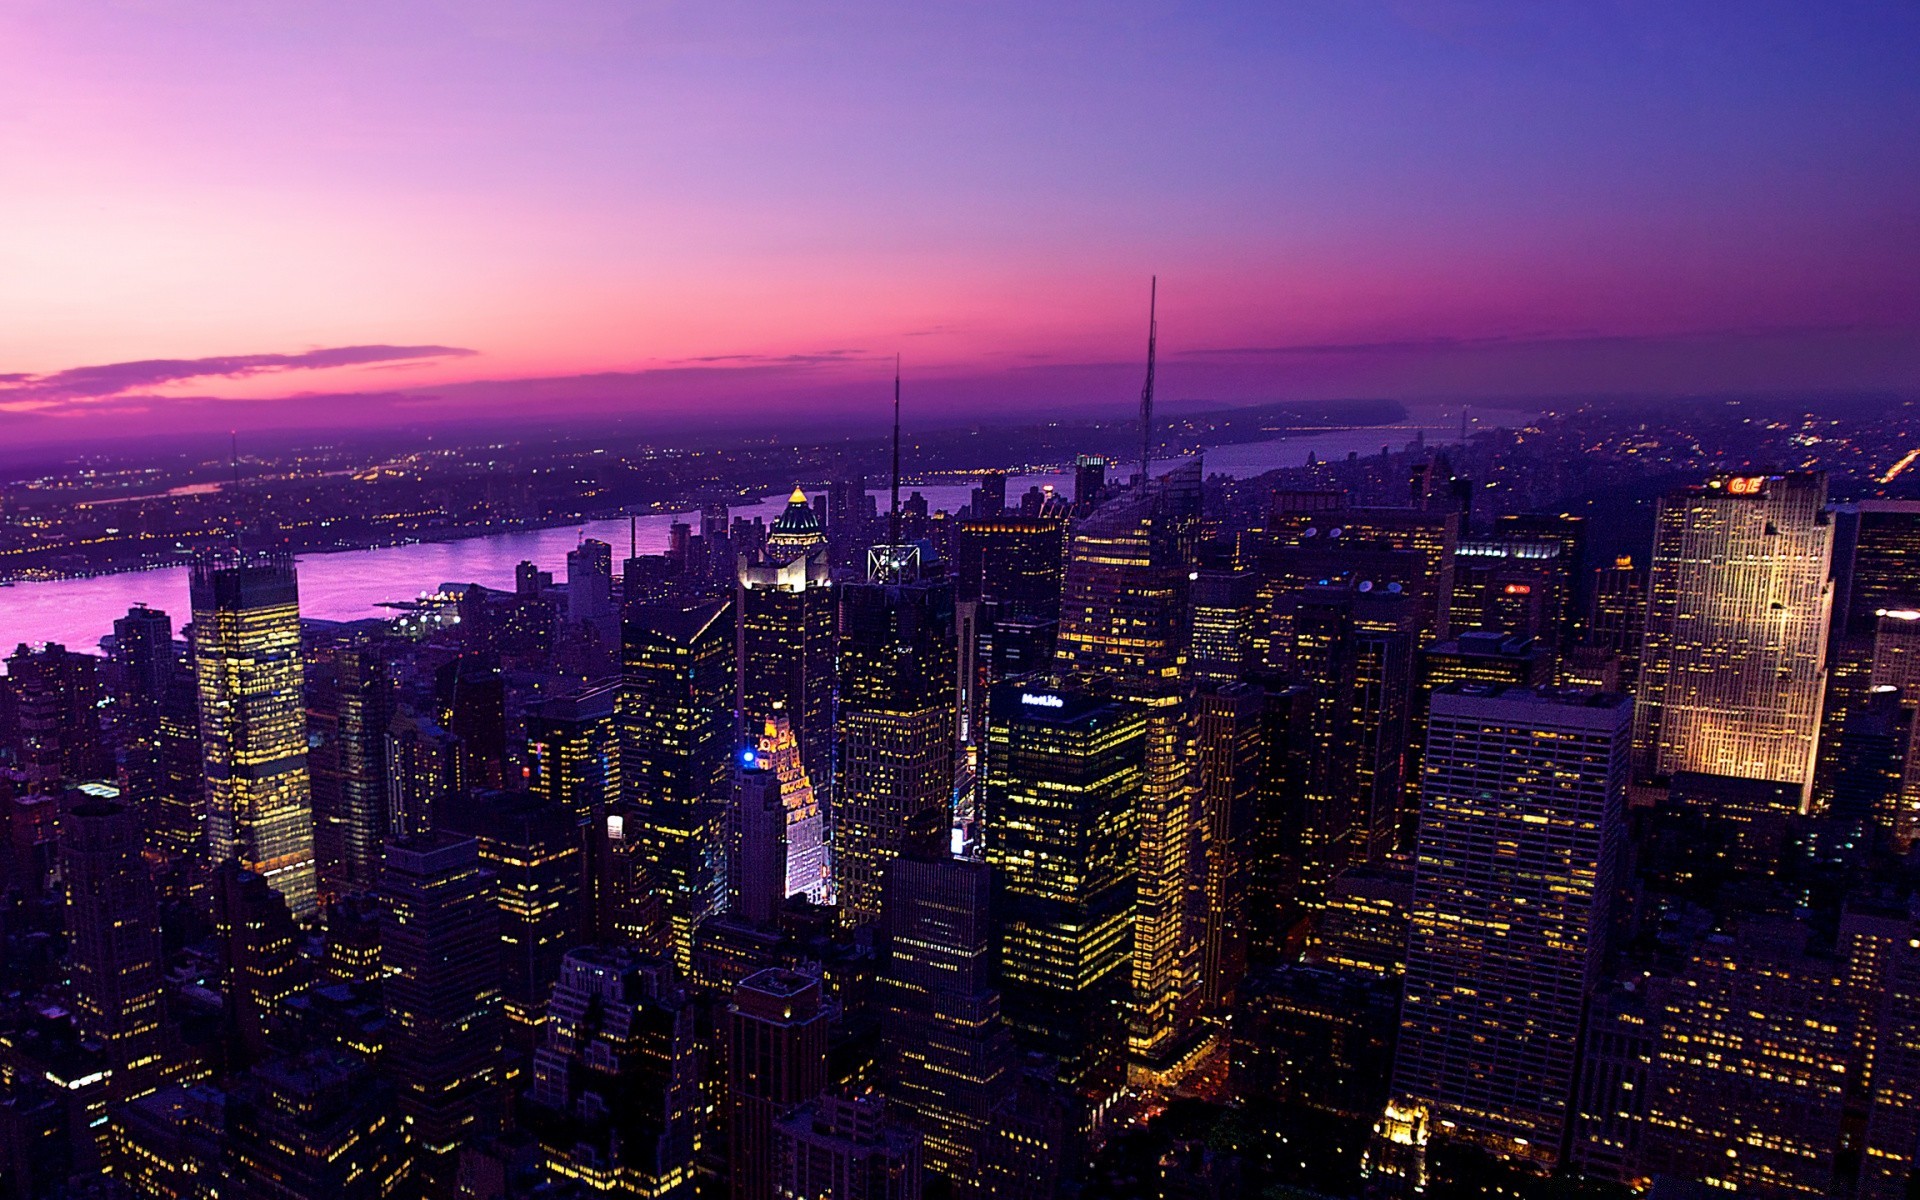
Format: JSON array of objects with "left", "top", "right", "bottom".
[
  {"left": 982, "top": 682, "right": 1142, "bottom": 1101},
  {"left": 3, "top": 641, "right": 110, "bottom": 789},
  {"left": 836, "top": 559, "right": 957, "bottom": 927},
  {"left": 620, "top": 598, "right": 735, "bottom": 969},
  {"left": 728, "top": 967, "right": 831, "bottom": 1200},
  {"left": 954, "top": 515, "right": 1067, "bottom": 623},
  {"left": 60, "top": 789, "right": 166, "bottom": 1104},
  {"left": 1190, "top": 681, "right": 1262, "bottom": 1012},
  {"left": 566, "top": 537, "right": 615, "bottom": 624},
  {"left": 729, "top": 710, "right": 830, "bottom": 922},
  {"left": 379, "top": 832, "right": 505, "bottom": 1194},
  {"left": 1390, "top": 684, "right": 1630, "bottom": 1168},
  {"left": 191, "top": 552, "right": 319, "bottom": 918},
  {"left": 526, "top": 680, "right": 621, "bottom": 819},
  {"left": 304, "top": 628, "right": 396, "bottom": 895},
  {"left": 738, "top": 547, "right": 837, "bottom": 807},
  {"left": 774, "top": 1091, "right": 925, "bottom": 1200},
  {"left": 1634, "top": 471, "right": 1833, "bottom": 806}
]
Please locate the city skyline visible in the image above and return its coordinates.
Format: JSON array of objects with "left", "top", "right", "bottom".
[{"left": 4, "top": 2, "right": 1920, "bottom": 448}]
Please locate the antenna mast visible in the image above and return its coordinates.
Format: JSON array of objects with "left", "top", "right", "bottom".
[
  {"left": 1139, "top": 276, "right": 1157, "bottom": 488},
  {"left": 889, "top": 355, "right": 902, "bottom": 549}
]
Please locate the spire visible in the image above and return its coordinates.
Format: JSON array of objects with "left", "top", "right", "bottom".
[
  {"left": 890, "top": 355, "right": 902, "bottom": 550},
  {"left": 789, "top": 485, "right": 809, "bottom": 505},
  {"left": 1139, "top": 276, "right": 1157, "bottom": 488}
]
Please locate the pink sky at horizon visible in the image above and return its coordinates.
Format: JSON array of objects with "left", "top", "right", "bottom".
[{"left": 4, "top": 3, "right": 1919, "bottom": 445}]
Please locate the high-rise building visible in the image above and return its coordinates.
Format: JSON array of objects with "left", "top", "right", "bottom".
[
  {"left": 526, "top": 680, "right": 621, "bottom": 819},
  {"left": 954, "top": 516, "right": 1066, "bottom": 622},
  {"left": 1634, "top": 472, "right": 1833, "bottom": 806},
  {"left": 836, "top": 561, "right": 957, "bottom": 927},
  {"left": 379, "top": 832, "right": 505, "bottom": 1194},
  {"left": 442, "top": 790, "right": 585, "bottom": 1059},
  {"left": 1390, "top": 684, "right": 1630, "bottom": 1169},
  {"left": 1819, "top": 501, "right": 1920, "bottom": 813},
  {"left": 767, "top": 487, "right": 828, "bottom": 561},
  {"left": 982, "top": 683, "right": 1142, "bottom": 1101},
  {"left": 1404, "top": 631, "right": 1552, "bottom": 837},
  {"left": 214, "top": 858, "right": 309, "bottom": 1066},
  {"left": 620, "top": 598, "right": 735, "bottom": 969},
  {"left": 567, "top": 537, "right": 615, "bottom": 624},
  {"left": 1588, "top": 554, "right": 1647, "bottom": 679},
  {"left": 972, "top": 470, "right": 1008, "bottom": 518},
  {"left": 727, "top": 967, "right": 831, "bottom": 1200},
  {"left": 1190, "top": 681, "right": 1262, "bottom": 1012},
  {"left": 227, "top": 1050, "right": 410, "bottom": 1200},
  {"left": 109, "top": 605, "right": 176, "bottom": 805},
  {"left": 1448, "top": 536, "right": 1570, "bottom": 651},
  {"left": 774, "top": 1091, "right": 925, "bottom": 1200},
  {"left": 729, "top": 711, "right": 830, "bottom": 923},
  {"left": 60, "top": 790, "right": 166, "bottom": 1103},
  {"left": 524, "top": 946, "right": 701, "bottom": 1197},
  {"left": 3, "top": 641, "right": 110, "bottom": 789},
  {"left": 304, "top": 629, "right": 396, "bottom": 895},
  {"left": 879, "top": 833, "right": 1014, "bottom": 1184},
  {"left": 191, "top": 553, "right": 319, "bottom": 917},
  {"left": 384, "top": 704, "right": 461, "bottom": 838},
  {"left": 738, "top": 547, "right": 837, "bottom": 806},
  {"left": 1187, "top": 570, "right": 1257, "bottom": 685}
]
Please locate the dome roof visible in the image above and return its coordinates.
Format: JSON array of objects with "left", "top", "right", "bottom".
[{"left": 769, "top": 486, "right": 824, "bottom": 550}]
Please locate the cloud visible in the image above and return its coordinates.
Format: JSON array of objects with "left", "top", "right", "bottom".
[
  {"left": 1177, "top": 323, "right": 1896, "bottom": 360},
  {"left": 673, "top": 349, "right": 869, "bottom": 366},
  {"left": 0, "top": 344, "right": 477, "bottom": 405}
]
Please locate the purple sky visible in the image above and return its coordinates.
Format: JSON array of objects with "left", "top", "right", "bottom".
[{"left": 3, "top": 2, "right": 1918, "bottom": 446}]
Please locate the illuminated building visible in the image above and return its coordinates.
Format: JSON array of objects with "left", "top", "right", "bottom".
[
  {"left": 955, "top": 515, "right": 1066, "bottom": 622},
  {"left": 728, "top": 967, "right": 830, "bottom": 1200},
  {"left": 1634, "top": 472, "right": 1833, "bottom": 806},
  {"left": 836, "top": 559, "right": 957, "bottom": 927},
  {"left": 620, "top": 598, "right": 734, "bottom": 969},
  {"left": 982, "top": 683, "right": 1142, "bottom": 1101},
  {"left": 443, "top": 790, "right": 585, "bottom": 1061},
  {"left": 767, "top": 486, "right": 828, "bottom": 561},
  {"left": 526, "top": 680, "right": 621, "bottom": 819},
  {"left": 60, "top": 790, "right": 166, "bottom": 1103},
  {"left": 1820, "top": 501, "right": 1920, "bottom": 806},
  {"left": 774, "top": 1091, "right": 924, "bottom": 1200},
  {"left": 738, "top": 545, "right": 836, "bottom": 807},
  {"left": 1250, "top": 493, "right": 1460, "bottom": 651},
  {"left": 228, "top": 1050, "right": 409, "bottom": 1200},
  {"left": 1856, "top": 903, "right": 1920, "bottom": 1200},
  {"left": 190, "top": 552, "right": 319, "bottom": 918},
  {"left": 379, "top": 832, "right": 504, "bottom": 1194},
  {"left": 1187, "top": 569, "right": 1256, "bottom": 684},
  {"left": 1587, "top": 554, "right": 1647, "bottom": 680},
  {"left": 1055, "top": 469, "right": 1205, "bottom": 1073},
  {"left": 214, "top": 858, "right": 308, "bottom": 1065},
  {"left": 1403, "top": 632, "right": 1551, "bottom": 840},
  {"left": 524, "top": 947, "right": 700, "bottom": 1197},
  {"left": 433, "top": 654, "right": 509, "bottom": 793},
  {"left": 3, "top": 640, "right": 110, "bottom": 790},
  {"left": 1391, "top": 684, "right": 1630, "bottom": 1169},
  {"left": 1191, "top": 681, "right": 1261, "bottom": 1011},
  {"left": 878, "top": 827, "right": 1013, "bottom": 1183},
  {"left": 1306, "top": 859, "right": 1413, "bottom": 978},
  {"left": 1567, "top": 985, "right": 1654, "bottom": 1184},
  {"left": 1234, "top": 965, "right": 1399, "bottom": 1121},
  {"left": 567, "top": 537, "right": 615, "bottom": 623},
  {"left": 1243, "top": 683, "right": 1312, "bottom": 964},
  {"left": 1642, "top": 920, "right": 1856, "bottom": 1196},
  {"left": 1448, "top": 537, "right": 1569, "bottom": 651},
  {"left": 971, "top": 470, "right": 1008, "bottom": 517},
  {"left": 111, "top": 1084, "right": 226, "bottom": 1200},
  {"left": 109, "top": 604, "right": 179, "bottom": 814},
  {"left": 384, "top": 704, "right": 461, "bottom": 838},
  {"left": 729, "top": 711, "right": 830, "bottom": 924},
  {"left": 304, "top": 629, "right": 396, "bottom": 895},
  {"left": 1073, "top": 455, "right": 1109, "bottom": 513}
]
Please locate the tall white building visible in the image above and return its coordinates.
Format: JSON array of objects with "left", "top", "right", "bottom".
[
  {"left": 1390, "top": 683, "right": 1631, "bottom": 1168},
  {"left": 1633, "top": 471, "right": 1833, "bottom": 806}
]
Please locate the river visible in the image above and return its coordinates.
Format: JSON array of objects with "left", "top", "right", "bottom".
[{"left": 0, "top": 405, "right": 1497, "bottom": 653}]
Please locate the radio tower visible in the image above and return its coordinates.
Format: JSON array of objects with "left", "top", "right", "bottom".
[
  {"left": 889, "top": 354, "right": 902, "bottom": 549},
  {"left": 1139, "top": 276, "right": 1158, "bottom": 488}
]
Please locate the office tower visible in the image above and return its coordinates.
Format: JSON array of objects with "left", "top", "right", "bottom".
[
  {"left": 1306, "top": 859, "right": 1415, "bottom": 978},
  {"left": 1856, "top": 904, "right": 1920, "bottom": 1200},
  {"left": 214, "top": 859, "right": 309, "bottom": 1066},
  {"left": 954, "top": 515, "right": 1067, "bottom": 621},
  {"left": 1567, "top": 985, "right": 1656, "bottom": 1185},
  {"left": 1642, "top": 920, "right": 1857, "bottom": 1196},
  {"left": 1187, "top": 570, "right": 1256, "bottom": 684},
  {"left": 304, "top": 631, "right": 395, "bottom": 895},
  {"left": 526, "top": 679, "right": 621, "bottom": 819},
  {"left": 1190, "top": 681, "right": 1261, "bottom": 1012},
  {"left": 111, "top": 1085, "right": 227, "bottom": 1200},
  {"left": 227, "top": 1051, "right": 409, "bottom": 1200},
  {"left": 567, "top": 537, "right": 615, "bottom": 623},
  {"left": 1819, "top": 501, "right": 1920, "bottom": 813},
  {"left": 738, "top": 546, "right": 836, "bottom": 803},
  {"left": 1072, "top": 455, "right": 1108, "bottom": 512},
  {"left": 766, "top": 486, "right": 828, "bottom": 560},
  {"left": 110, "top": 605, "right": 175, "bottom": 802},
  {"left": 982, "top": 683, "right": 1142, "bottom": 1099},
  {"left": 728, "top": 967, "right": 831, "bottom": 1200},
  {"left": 829, "top": 473, "right": 868, "bottom": 534},
  {"left": 3, "top": 641, "right": 110, "bottom": 789},
  {"left": 190, "top": 552, "right": 319, "bottom": 917},
  {"left": 879, "top": 835, "right": 1013, "bottom": 1182},
  {"left": 972, "top": 470, "right": 1008, "bottom": 517},
  {"left": 1588, "top": 554, "right": 1647, "bottom": 674},
  {"left": 1390, "top": 684, "right": 1629, "bottom": 1169},
  {"left": 1448, "top": 535, "right": 1570, "bottom": 650},
  {"left": 1232, "top": 966, "right": 1400, "bottom": 1121},
  {"left": 1279, "top": 585, "right": 1413, "bottom": 890},
  {"left": 1404, "top": 632, "right": 1551, "bottom": 837},
  {"left": 379, "top": 833, "right": 505, "bottom": 1194},
  {"left": 60, "top": 791, "right": 165, "bottom": 1103},
  {"left": 729, "top": 711, "right": 829, "bottom": 923},
  {"left": 442, "top": 791, "right": 585, "bottom": 1059},
  {"left": 620, "top": 598, "right": 734, "bottom": 968},
  {"left": 1634, "top": 472, "right": 1833, "bottom": 805},
  {"left": 1246, "top": 684, "right": 1311, "bottom": 965},
  {"left": 384, "top": 704, "right": 461, "bottom": 837},
  {"left": 774, "top": 1091, "right": 924, "bottom": 1200},
  {"left": 516, "top": 559, "right": 543, "bottom": 596},
  {"left": 836, "top": 562, "right": 957, "bottom": 927},
  {"left": 1249, "top": 492, "right": 1460, "bottom": 650},
  {"left": 524, "top": 947, "right": 700, "bottom": 1197},
  {"left": 433, "top": 654, "right": 510, "bottom": 793},
  {"left": 1056, "top": 483, "right": 1191, "bottom": 680}
]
